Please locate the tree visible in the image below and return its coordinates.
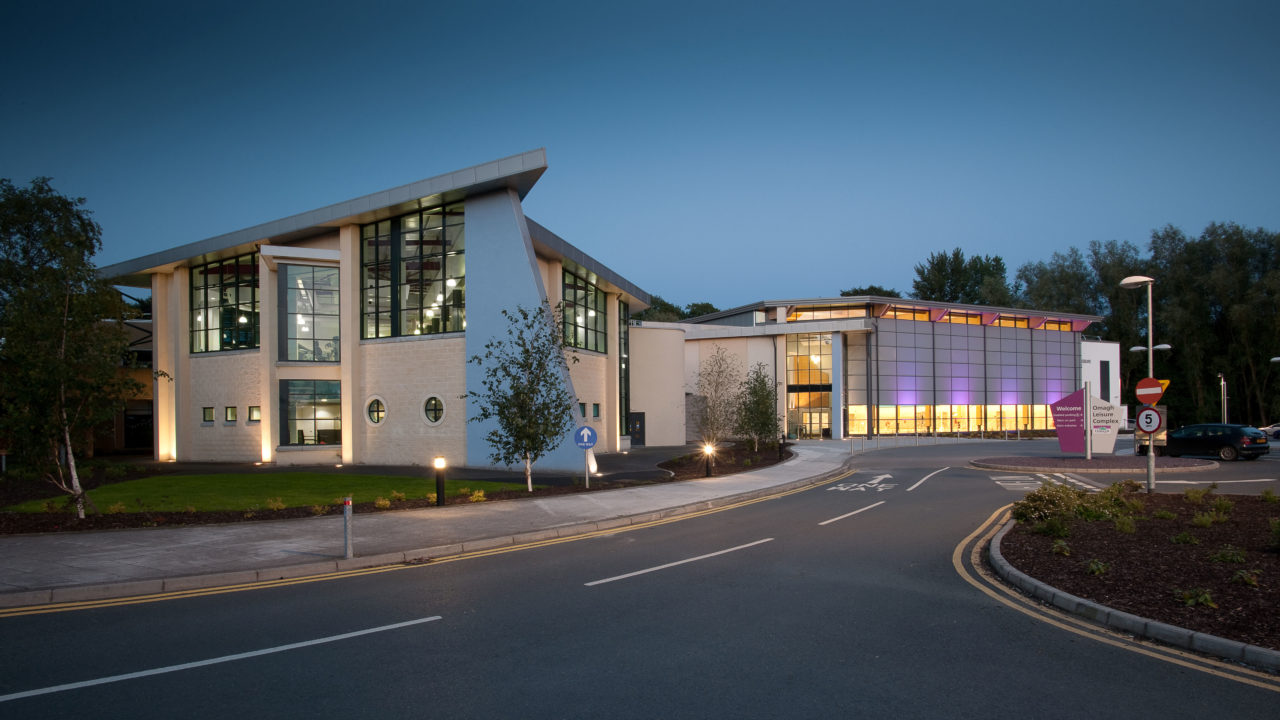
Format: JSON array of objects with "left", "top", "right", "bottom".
[
  {"left": 0, "top": 178, "right": 142, "bottom": 518},
  {"left": 467, "top": 302, "right": 578, "bottom": 491},
  {"left": 684, "top": 301, "right": 720, "bottom": 318},
  {"left": 840, "top": 284, "right": 901, "bottom": 298},
  {"left": 735, "top": 362, "right": 780, "bottom": 451},
  {"left": 911, "top": 248, "right": 1015, "bottom": 305},
  {"left": 633, "top": 296, "right": 720, "bottom": 322},
  {"left": 633, "top": 294, "right": 684, "bottom": 322},
  {"left": 695, "top": 345, "right": 741, "bottom": 447},
  {"left": 1016, "top": 247, "right": 1097, "bottom": 314}
]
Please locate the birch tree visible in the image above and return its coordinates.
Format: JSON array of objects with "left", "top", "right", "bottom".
[
  {"left": 467, "top": 302, "right": 578, "bottom": 491},
  {"left": 0, "top": 178, "right": 141, "bottom": 518}
]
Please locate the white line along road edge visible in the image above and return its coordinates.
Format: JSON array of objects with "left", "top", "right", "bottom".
[{"left": 0, "top": 617, "right": 443, "bottom": 703}]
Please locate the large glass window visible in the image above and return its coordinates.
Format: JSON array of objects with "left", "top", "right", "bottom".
[
  {"left": 619, "top": 301, "right": 630, "bottom": 433},
  {"left": 281, "top": 380, "right": 341, "bottom": 446},
  {"left": 786, "top": 333, "right": 832, "bottom": 438},
  {"left": 786, "top": 333, "right": 832, "bottom": 386},
  {"left": 283, "top": 264, "right": 340, "bottom": 361},
  {"left": 361, "top": 204, "right": 465, "bottom": 339},
  {"left": 191, "top": 253, "right": 259, "bottom": 353},
  {"left": 786, "top": 304, "right": 869, "bottom": 322},
  {"left": 563, "top": 267, "right": 606, "bottom": 352}
]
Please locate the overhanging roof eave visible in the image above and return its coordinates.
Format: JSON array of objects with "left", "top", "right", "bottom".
[{"left": 100, "top": 149, "right": 548, "bottom": 282}]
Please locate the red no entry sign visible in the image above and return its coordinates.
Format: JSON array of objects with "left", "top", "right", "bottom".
[{"left": 1135, "top": 377, "right": 1164, "bottom": 405}]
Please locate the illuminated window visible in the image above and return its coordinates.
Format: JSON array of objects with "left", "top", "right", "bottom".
[
  {"left": 283, "top": 264, "right": 339, "bottom": 362},
  {"left": 367, "top": 399, "right": 385, "bottom": 424},
  {"left": 945, "top": 312, "right": 981, "bottom": 325},
  {"left": 619, "top": 301, "right": 631, "bottom": 432},
  {"left": 361, "top": 204, "right": 465, "bottom": 338},
  {"left": 424, "top": 396, "right": 444, "bottom": 424},
  {"left": 248, "top": 406, "right": 261, "bottom": 422},
  {"left": 202, "top": 407, "right": 214, "bottom": 423},
  {"left": 282, "top": 380, "right": 341, "bottom": 446},
  {"left": 1043, "top": 320, "right": 1071, "bottom": 332},
  {"left": 225, "top": 406, "right": 237, "bottom": 422},
  {"left": 563, "top": 267, "right": 607, "bottom": 352},
  {"left": 786, "top": 304, "right": 869, "bottom": 322},
  {"left": 786, "top": 333, "right": 832, "bottom": 438},
  {"left": 884, "top": 306, "right": 930, "bottom": 321},
  {"left": 191, "top": 253, "right": 259, "bottom": 353},
  {"left": 996, "top": 316, "right": 1030, "bottom": 328}
]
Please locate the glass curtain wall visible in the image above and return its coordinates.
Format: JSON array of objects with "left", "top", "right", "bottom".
[
  {"left": 190, "top": 252, "right": 259, "bottom": 352},
  {"left": 563, "top": 268, "right": 606, "bottom": 352},
  {"left": 855, "top": 404, "right": 1057, "bottom": 434},
  {"left": 786, "top": 333, "right": 832, "bottom": 439},
  {"left": 283, "top": 264, "right": 339, "bottom": 361},
  {"left": 361, "top": 203, "right": 465, "bottom": 339},
  {"left": 618, "top": 300, "right": 630, "bottom": 433}
]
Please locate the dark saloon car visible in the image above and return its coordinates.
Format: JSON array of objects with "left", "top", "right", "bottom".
[{"left": 1162, "top": 423, "right": 1270, "bottom": 461}]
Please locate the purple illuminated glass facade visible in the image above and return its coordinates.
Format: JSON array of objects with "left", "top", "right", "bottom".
[{"left": 845, "top": 318, "right": 1081, "bottom": 435}]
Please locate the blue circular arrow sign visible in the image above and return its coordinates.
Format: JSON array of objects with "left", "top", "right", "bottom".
[{"left": 574, "top": 426, "right": 597, "bottom": 449}]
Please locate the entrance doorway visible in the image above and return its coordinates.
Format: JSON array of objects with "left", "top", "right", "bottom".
[{"left": 628, "top": 412, "right": 645, "bottom": 446}]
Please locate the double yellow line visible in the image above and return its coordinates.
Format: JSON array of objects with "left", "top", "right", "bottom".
[
  {"left": 954, "top": 506, "right": 1280, "bottom": 693},
  {"left": 2, "top": 470, "right": 854, "bottom": 617}
]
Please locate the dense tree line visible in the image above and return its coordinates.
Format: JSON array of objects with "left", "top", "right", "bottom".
[{"left": 904, "top": 226, "right": 1280, "bottom": 426}]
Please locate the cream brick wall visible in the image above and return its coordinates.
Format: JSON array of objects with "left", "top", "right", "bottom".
[
  {"left": 187, "top": 351, "right": 264, "bottom": 461},
  {"left": 567, "top": 350, "right": 609, "bottom": 430},
  {"left": 356, "top": 336, "right": 468, "bottom": 467}
]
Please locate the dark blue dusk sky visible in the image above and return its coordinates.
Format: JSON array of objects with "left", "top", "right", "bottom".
[{"left": 3, "top": 1, "right": 1277, "bottom": 309}]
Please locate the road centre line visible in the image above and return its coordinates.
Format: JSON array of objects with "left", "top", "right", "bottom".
[
  {"left": 906, "top": 467, "right": 949, "bottom": 492},
  {"left": 818, "top": 500, "right": 885, "bottom": 526},
  {"left": 584, "top": 539, "right": 774, "bottom": 586},
  {"left": 0, "top": 616, "right": 442, "bottom": 703}
]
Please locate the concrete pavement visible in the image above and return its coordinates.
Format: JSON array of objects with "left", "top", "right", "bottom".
[{"left": 0, "top": 442, "right": 857, "bottom": 607}]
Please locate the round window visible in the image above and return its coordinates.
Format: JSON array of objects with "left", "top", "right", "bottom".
[
  {"left": 424, "top": 396, "right": 444, "bottom": 423},
  {"left": 367, "top": 398, "right": 385, "bottom": 424}
]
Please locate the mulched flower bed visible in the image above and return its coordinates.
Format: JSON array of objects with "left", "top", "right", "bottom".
[
  {"left": 1000, "top": 492, "right": 1280, "bottom": 650},
  {"left": 658, "top": 442, "right": 791, "bottom": 481}
]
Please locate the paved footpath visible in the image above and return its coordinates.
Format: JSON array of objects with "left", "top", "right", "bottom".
[{"left": 0, "top": 443, "right": 856, "bottom": 607}]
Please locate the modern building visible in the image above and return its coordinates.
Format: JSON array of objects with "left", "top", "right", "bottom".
[
  {"left": 629, "top": 297, "right": 1116, "bottom": 445},
  {"left": 101, "top": 150, "right": 649, "bottom": 471}
]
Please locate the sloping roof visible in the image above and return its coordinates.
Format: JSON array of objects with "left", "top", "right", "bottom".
[
  {"left": 687, "top": 296, "right": 1102, "bottom": 326},
  {"left": 101, "top": 149, "right": 549, "bottom": 287},
  {"left": 525, "top": 218, "right": 650, "bottom": 308}
]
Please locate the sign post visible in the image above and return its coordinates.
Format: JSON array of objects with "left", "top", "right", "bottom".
[
  {"left": 1134, "top": 378, "right": 1169, "bottom": 494},
  {"left": 575, "top": 426, "right": 597, "bottom": 489}
]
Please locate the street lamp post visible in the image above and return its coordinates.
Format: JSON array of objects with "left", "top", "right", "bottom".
[
  {"left": 1218, "top": 373, "right": 1228, "bottom": 424},
  {"left": 433, "top": 456, "right": 446, "bottom": 506},
  {"left": 1120, "top": 275, "right": 1158, "bottom": 493},
  {"left": 703, "top": 443, "right": 714, "bottom": 477}
]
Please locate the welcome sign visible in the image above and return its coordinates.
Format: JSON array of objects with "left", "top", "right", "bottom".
[{"left": 1051, "top": 388, "right": 1122, "bottom": 455}]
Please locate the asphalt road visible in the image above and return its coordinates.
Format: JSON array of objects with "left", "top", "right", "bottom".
[{"left": 2, "top": 444, "right": 1278, "bottom": 718}]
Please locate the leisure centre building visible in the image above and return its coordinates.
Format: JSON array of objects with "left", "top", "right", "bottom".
[{"left": 102, "top": 150, "right": 1117, "bottom": 470}]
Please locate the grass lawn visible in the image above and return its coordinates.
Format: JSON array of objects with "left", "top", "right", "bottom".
[{"left": 5, "top": 473, "right": 542, "bottom": 513}]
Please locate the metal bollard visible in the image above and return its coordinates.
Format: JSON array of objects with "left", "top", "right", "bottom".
[{"left": 343, "top": 496, "right": 353, "bottom": 560}]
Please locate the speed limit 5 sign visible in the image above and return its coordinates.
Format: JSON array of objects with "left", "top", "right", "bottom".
[{"left": 1136, "top": 407, "right": 1162, "bottom": 434}]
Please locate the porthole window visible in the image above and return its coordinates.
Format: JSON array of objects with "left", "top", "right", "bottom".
[
  {"left": 367, "top": 399, "right": 386, "bottom": 424},
  {"left": 424, "top": 396, "right": 444, "bottom": 424}
]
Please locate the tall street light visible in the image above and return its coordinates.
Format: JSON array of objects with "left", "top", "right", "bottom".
[
  {"left": 1218, "top": 373, "right": 1227, "bottom": 423},
  {"left": 1120, "top": 275, "right": 1157, "bottom": 493}
]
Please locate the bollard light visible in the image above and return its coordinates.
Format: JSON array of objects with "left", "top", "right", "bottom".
[
  {"left": 703, "top": 443, "right": 714, "bottom": 477},
  {"left": 433, "top": 456, "right": 446, "bottom": 507}
]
